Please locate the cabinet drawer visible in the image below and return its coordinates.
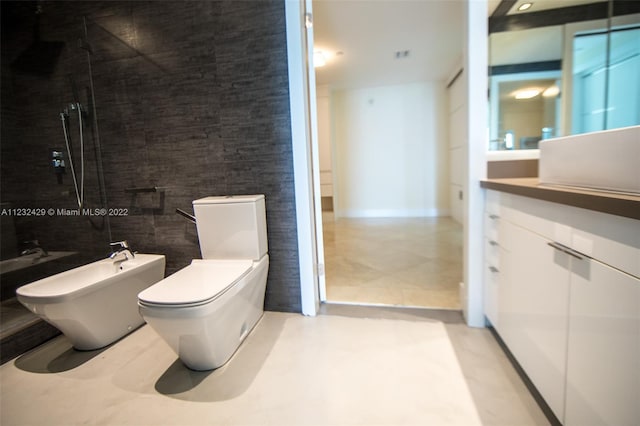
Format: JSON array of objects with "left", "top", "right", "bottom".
[
  {"left": 484, "top": 214, "right": 516, "bottom": 252},
  {"left": 484, "top": 238, "right": 500, "bottom": 268},
  {"left": 570, "top": 207, "right": 640, "bottom": 278},
  {"left": 484, "top": 212, "right": 501, "bottom": 243},
  {"left": 502, "top": 193, "right": 572, "bottom": 244},
  {"left": 484, "top": 261, "right": 501, "bottom": 328},
  {"left": 485, "top": 189, "right": 501, "bottom": 216},
  {"left": 497, "top": 191, "right": 639, "bottom": 277}
]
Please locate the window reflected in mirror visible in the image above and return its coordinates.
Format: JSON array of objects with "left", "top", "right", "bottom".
[
  {"left": 572, "top": 26, "right": 640, "bottom": 134},
  {"left": 490, "top": 74, "right": 560, "bottom": 150}
]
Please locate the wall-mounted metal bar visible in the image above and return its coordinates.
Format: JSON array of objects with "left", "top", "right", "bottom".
[
  {"left": 176, "top": 208, "right": 196, "bottom": 224},
  {"left": 124, "top": 186, "right": 166, "bottom": 194}
]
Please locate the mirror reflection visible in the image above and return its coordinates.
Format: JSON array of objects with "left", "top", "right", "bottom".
[
  {"left": 490, "top": 71, "right": 561, "bottom": 150},
  {"left": 572, "top": 26, "right": 640, "bottom": 134},
  {"left": 488, "top": 0, "right": 640, "bottom": 150}
]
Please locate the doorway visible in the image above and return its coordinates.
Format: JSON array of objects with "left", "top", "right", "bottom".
[{"left": 310, "top": 0, "right": 465, "bottom": 309}]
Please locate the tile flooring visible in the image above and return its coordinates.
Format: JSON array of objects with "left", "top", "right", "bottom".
[
  {"left": 0, "top": 306, "right": 548, "bottom": 426},
  {"left": 323, "top": 214, "right": 463, "bottom": 309}
]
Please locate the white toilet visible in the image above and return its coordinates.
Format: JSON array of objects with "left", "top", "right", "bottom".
[{"left": 138, "top": 195, "right": 269, "bottom": 371}]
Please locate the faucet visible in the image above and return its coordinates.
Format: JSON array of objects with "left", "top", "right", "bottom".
[
  {"left": 109, "top": 240, "right": 135, "bottom": 264},
  {"left": 21, "top": 240, "right": 49, "bottom": 258}
]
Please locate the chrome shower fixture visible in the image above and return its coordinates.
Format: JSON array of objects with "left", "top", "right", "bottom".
[
  {"left": 60, "top": 101, "right": 85, "bottom": 209},
  {"left": 62, "top": 102, "right": 84, "bottom": 117}
]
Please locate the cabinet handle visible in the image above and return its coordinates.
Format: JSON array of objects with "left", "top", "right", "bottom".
[
  {"left": 489, "top": 266, "right": 499, "bottom": 273},
  {"left": 547, "top": 242, "right": 584, "bottom": 260},
  {"left": 489, "top": 240, "right": 499, "bottom": 246},
  {"left": 564, "top": 247, "right": 584, "bottom": 260},
  {"left": 547, "top": 242, "right": 566, "bottom": 252},
  {"left": 489, "top": 214, "right": 500, "bottom": 220}
]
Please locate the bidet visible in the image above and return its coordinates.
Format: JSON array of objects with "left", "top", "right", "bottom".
[{"left": 17, "top": 253, "right": 165, "bottom": 350}]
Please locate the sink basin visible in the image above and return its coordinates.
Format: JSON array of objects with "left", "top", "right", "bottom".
[{"left": 539, "top": 126, "right": 640, "bottom": 194}]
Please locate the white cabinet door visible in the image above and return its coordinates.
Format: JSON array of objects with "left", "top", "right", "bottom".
[
  {"left": 565, "top": 258, "right": 640, "bottom": 426},
  {"left": 501, "top": 224, "right": 571, "bottom": 422}
]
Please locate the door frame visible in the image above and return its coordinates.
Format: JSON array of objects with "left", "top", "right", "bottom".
[
  {"left": 285, "top": 0, "right": 487, "bottom": 325},
  {"left": 285, "top": 0, "right": 323, "bottom": 315}
]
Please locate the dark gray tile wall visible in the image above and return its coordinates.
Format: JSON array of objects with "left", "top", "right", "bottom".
[{"left": 1, "top": 1, "right": 301, "bottom": 313}]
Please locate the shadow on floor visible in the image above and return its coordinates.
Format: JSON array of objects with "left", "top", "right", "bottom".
[
  {"left": 154, "top": 313, "right": 287, "bottom": 402},
  {"left": 319, "top": 302, "right": 464, "bottom": 324},
  {"left": 13, "top": 335, "right": 107, "bottom": 373}
]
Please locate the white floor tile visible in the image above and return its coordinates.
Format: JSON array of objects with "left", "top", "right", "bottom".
[{"left": 0, "top": 311, "right": 548, "bottom": 426}]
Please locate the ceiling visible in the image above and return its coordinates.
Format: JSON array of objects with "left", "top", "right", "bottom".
[
  {"left": 489, "top": 0, "right": 608, "bottom": 66},
  {"left": 311, "top": 0, "right": 463, "bottom": 90},
  {"left": 505, "top": 0, "right": 605, "bottom": 15},
  {"left": 311, "top": 0, "right": 608, "bottom": 90}
]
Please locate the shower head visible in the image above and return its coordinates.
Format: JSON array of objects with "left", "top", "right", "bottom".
[
  {"left": 62, "top": 102, "right": 84, "bottom": 117},
  {"left": 10, "top": 5, "right": 65, "bottom": 77}
]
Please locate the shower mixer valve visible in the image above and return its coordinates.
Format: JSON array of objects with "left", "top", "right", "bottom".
[{"left": 51, "top": 149, "right": 66, "bottom": 184}]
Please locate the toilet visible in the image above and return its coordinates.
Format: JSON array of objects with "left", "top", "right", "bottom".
[{"left": 138, "top": 195, "right": 269, "bottom": 371}]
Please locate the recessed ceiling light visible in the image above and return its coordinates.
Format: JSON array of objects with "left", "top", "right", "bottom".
[
  {"left": 518, "top": 2, "right": 533, "bottom": 11},
  {"left": 543, "top": 85, "right": 560, "bottom": 97},
  {"left": 513, "top": 88, "right": 541, "bottom": 99},
  {"left": 314, "top": 51, "right": 327, "bottom": 68}
]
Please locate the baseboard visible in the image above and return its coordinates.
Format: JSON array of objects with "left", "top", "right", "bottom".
[{"left": 336, "top": 208, "right": 451, "bottom": 218}]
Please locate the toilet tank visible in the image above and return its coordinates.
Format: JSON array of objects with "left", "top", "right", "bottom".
[{"left": 192, "top": 195, "right": 268, "bottom": 260}]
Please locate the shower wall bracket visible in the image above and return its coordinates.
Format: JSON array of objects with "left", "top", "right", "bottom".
[{"left": 125, "top": 186, "right": 166, "bottom": 214}]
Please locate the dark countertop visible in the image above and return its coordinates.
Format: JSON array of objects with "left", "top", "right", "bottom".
[{"left": 480, "top": 178, "right": 640, "bottom": 221}]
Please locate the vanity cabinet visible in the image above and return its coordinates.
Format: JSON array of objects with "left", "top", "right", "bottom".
[
  {"left": 565, "top": 257, "right": 639, "bottom": 426},
  {"left": 483, "top": 189, "right": 640, "bottom": 425}
]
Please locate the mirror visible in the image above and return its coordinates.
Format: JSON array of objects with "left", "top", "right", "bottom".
[
  {"left": 572, "top": 26, "right": 640, "bottom": 133},
  {"left": 488, "top": 0, "right": 640, "bottom": 150}
]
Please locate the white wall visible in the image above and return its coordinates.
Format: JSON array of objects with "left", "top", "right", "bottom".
[
  {"left": 316, "top": 85, "right": 333, "bottom": 198},
  {"left": 332, "top": 82, "right": 449, "bottom": 218},
  {"left": 447, "top": 67, "right": 465, "bottom": 224}
]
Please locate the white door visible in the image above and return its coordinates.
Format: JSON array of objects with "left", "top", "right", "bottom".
[{"left": 304, "top": 0, "right": 327, "bottom": 302}]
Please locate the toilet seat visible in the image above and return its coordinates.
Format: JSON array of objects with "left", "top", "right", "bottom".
[{"left": 138, "top": 259, "right": 252, "bottom": 308}]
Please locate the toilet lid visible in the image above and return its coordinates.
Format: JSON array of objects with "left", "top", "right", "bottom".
[{"left": 138, "top": 259, "right": 252, "bottom": 306}]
